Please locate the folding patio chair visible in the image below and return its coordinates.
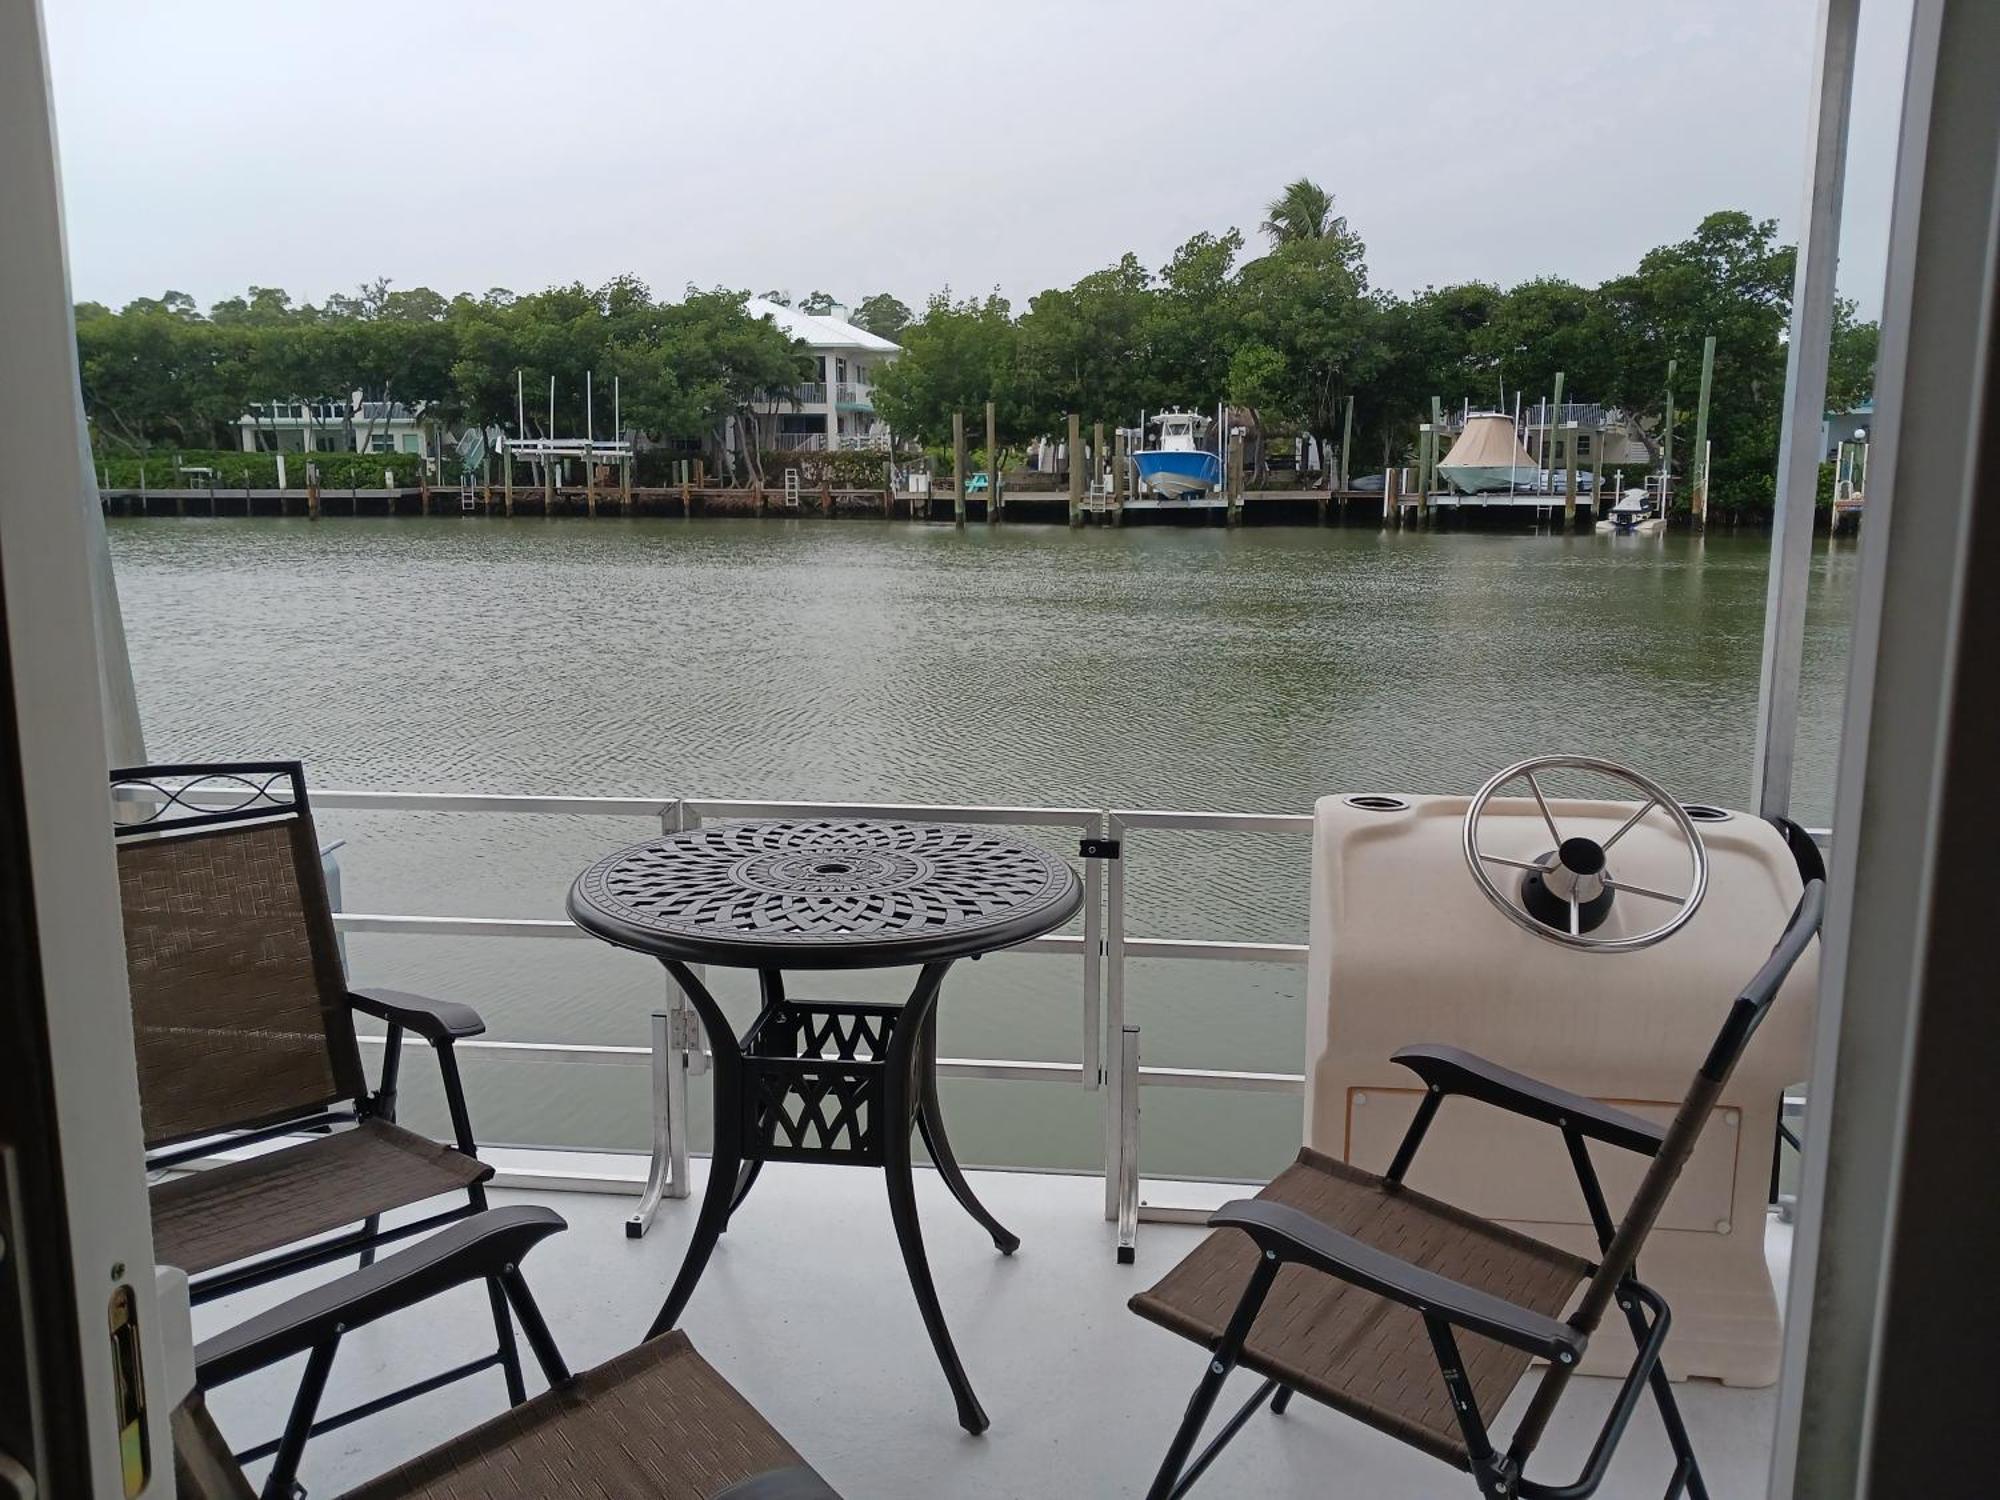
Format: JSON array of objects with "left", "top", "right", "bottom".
[
  {"left": 1131, "top": 880, "right": 1823, "bottom": 1500},
  {"left": 111, "top": 762, "right": 525, "bottom": 1444},
  {"left": 168, "top": 1206, "right": 841, "bottom": 1500}
]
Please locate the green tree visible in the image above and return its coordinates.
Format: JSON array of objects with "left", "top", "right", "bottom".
[
  {"left": 871, "top": 290, "right": 1019, "bottom": 445},
  {"left": 1012, "top": 254, "right": 1154, "bottom": 432},
  {"left": 798, "top": 290, "right": 838, "bottom": 316},
  {"left": 1260, "top": 177, "right": 1362, "bottom": 264},
  {"left": 852, "top": 292, "right": 913, "bottom": 340},
  {"left": 1228, "top": 237, "right": 1382, "bottom": 466}
]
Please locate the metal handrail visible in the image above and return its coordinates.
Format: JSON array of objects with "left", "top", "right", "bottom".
[
  {"left": 303, "top": 787, "right": 1315, "bottom": 1245},
  {"left": 171, "top": 784, "right": 1823, "bottom": 1250}
]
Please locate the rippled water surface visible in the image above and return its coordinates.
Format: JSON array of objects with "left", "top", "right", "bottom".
[{"left": 107, "top": 517, "right": 1857, "bottom": 1180}]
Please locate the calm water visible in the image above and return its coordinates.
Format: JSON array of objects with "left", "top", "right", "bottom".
[{"left": 106, "top": 517, "right": 1858, "bottom": 1182}]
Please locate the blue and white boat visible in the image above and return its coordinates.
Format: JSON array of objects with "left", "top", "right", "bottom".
[{"left": 1131, "top": 410, "right": 1223, "bottom": 499}]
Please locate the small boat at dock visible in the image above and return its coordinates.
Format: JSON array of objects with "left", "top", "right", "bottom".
[
  {"left": 1131, "top": 410, "right": 1222, "bottom": 499},
  {"left": 1437, "top": 412, "right": 1543, "bottom": 494},
  {"left": 1596, "top": 490, "right": 1666, "bottom": 534}
]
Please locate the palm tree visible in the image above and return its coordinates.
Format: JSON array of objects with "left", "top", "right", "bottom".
[{"left": 1261, "top": 177, "right": 1338, "bottom": 246}]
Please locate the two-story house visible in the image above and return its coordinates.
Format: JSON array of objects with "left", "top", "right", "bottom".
[{"left": 744, "top": 299, "right": 899, "bottom": 453}]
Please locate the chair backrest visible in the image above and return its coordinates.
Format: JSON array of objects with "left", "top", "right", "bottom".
[
  {"left": 1574, "top": 877, "right": 1826, "bottom": 1334},
  {"left": 111, "top": 762, "right": 365, "bottom": 1150}
]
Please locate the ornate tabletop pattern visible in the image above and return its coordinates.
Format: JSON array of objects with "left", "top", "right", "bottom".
[{"left": 568, "top": 818, "right": 1083, "bottom": 968}]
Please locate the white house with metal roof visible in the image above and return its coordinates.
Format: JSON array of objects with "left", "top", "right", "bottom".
[{"left": 745, "top": 297, "right": 900, "bottom": 454}]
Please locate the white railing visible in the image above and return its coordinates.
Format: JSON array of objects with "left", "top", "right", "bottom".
[
  {"left": 309, "top": 786, "right": 1310, "bottom": 1253},
  {"left": 834, "top": 382, "right": 874, "bottom": 407},
  {"left": 772, "top": 433, "right": 829, "bottom": 452}
]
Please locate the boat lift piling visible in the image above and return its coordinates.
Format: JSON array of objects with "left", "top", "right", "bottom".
[
  {"left": 1548, "top": 372, "right": 1566, "bottom": 523},
  {"left": 986, "top": 401, "right": 999, "bottom": 524},
  {"left": 1093, "top": 421, "right": 1106, "bottom": 517},
  {"left": 1662, "top": 357, "right": 1678, "bottom": 514},
  {"left": 1067, "top": 412, "right": 1083, "bottom": 526},
  {"left": 1690, "top": 335, "right": 1717, "bottom": 529},
  {"left": 952, "top": 410, "right": 968, "bottom": 527}
]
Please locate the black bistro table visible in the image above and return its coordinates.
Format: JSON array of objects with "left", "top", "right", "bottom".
[{"left": 568, "top": 817, "right": 1082, "bottom": 1433}]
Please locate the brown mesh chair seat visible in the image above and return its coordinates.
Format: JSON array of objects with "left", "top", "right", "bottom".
[
  {"left": 171, "top": 1208, "right": 842, "bottom": 1500},
  {"left": 152, "top": 1120, "right": 491, "bottom": 1276},
  {"left": 1131, "top": 1148, "right": 1590, "bottom": 1468},
  {"left": 343, "top": 1332, "right": 828, "bottom": 1500}
]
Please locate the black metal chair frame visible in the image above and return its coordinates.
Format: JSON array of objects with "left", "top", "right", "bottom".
[
  {"left": 114, "top": 761, "right": 527, "bottom": 1460},
  {"left": 187, "top": 1206, "right": 835, "bottom": 1500},
  {"left": 1143, "top": 877, "right": 1825, "bottom": 1500}
]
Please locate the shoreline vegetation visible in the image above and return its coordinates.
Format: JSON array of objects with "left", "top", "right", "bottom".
[{"left": 78, "top": 182, "right": 1874, "bottom": 526}]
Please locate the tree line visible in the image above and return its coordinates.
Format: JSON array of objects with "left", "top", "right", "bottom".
[
  {"left": 75, "top": 179, "right": 1875, "bottom": 519},
  {"left": 75, "top": 278, "right": 824, "bottom": 482},
  {"left": 871, "top": 182, "right": 1876, "bottom": 520}
]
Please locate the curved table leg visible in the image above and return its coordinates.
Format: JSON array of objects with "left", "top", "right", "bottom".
[
  {"left": 723, "top": 1156, "right": 764, "bottom": 1231},
  {"left": 886, "top": 961, "right": 989, "bottom": 1434},
  {"left": 916, "top": 1011, "right": 1019, "bottom": 1254},
  {"left": 647, "top": 960, "right": 746, "bottom": 1340}
]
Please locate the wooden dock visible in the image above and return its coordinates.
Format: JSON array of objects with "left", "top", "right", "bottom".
[{"left": 97, "top": 483, "right": 1527, "bottom": 529}]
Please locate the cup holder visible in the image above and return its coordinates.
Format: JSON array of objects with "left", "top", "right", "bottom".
[{"left": 1344, "top": 795, "right": 1411, "bottom": 813}]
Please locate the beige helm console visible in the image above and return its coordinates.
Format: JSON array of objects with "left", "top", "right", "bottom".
[{"left": 1305, "top": 766, "right": 1815, "bottom": 1385}]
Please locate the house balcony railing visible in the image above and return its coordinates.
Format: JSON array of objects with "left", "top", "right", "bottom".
[
  {"left": 835, "top": 382, "right": 874, "bottom": 409},
  {"left": 772, "top": 433, "right": 829, "bottom": 452}
]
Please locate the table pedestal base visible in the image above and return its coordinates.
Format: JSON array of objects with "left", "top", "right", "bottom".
[{"left": 646, "top": 958, "right": 1008, "bottom": 1434}]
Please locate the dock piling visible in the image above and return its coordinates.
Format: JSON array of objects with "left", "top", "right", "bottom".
[
  {"left": 986, "top": 401, "right": 999, "bottom": 523},
  {"left": 1066, "top": 413, "right": 1083, "bottom": 526},
  {"left": 952, "top": 410, "right": 968, "bottom": 527},
  {"left": 1690, "top": 334, "right": 1716, "bottom": 529}
]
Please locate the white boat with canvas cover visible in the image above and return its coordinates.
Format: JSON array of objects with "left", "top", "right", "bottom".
[{"left": 1437, "top": 412, "right": 1543, "bottom": 493}]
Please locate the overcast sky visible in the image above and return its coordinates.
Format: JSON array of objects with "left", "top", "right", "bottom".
[{"left": 46, "top": 0, "right": 1913, "bottom": 321}]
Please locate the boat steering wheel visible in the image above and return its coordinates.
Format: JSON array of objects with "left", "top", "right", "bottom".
[{"left": 1462, "top": 755, "right": 1709, "bottom": 952}]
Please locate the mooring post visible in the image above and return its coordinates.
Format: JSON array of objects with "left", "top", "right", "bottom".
[
  {"left": 985, "top": 401, "right": 1000, "bottom": 523},
  {"left": 1427, "top": 396, "right": 1445, "bottom": 521},
  {"left": 1340, "top": 394, "right": 1355, "bottom": 518},
  {"left": 1067, "top": 412, "right": 1082, "bottom": 526},
  {"left": 1662, "top": 357, "right": 1678, "bottom": 513},
  {"left": 1091, "top": 420, "right": 1105, "bottom": 520},
  {"left": 1227, "top": 419, "right": 1246, "bottom": 526},
  {"left": 543, "top": 454, "right": 555, "bottom": 516},
  {"left": 1114, "top": 428, "right": 1129, "bottom": 524},
  {"left": 1385, "top": 464, "right": 1400, "bottom": 527},
  {"left": 952, "top": 410, "right": 968, "bottom": 526},
  {"left": 1565, "top": 423, "right": 1579, "bottom": 526},
  {"left": 1690, "top": 334, "right": 1716, "bottom": 530}
]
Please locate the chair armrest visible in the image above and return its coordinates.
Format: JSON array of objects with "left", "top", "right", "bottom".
[
  {"left": 350, "top": 986, "right": 486, "bottom": 1043},
  {"left": 1392, "top": 1043, "right": 1665, "bottom": 1157},
  {"left": 195, "top": 1206, "right": 565, "bottom": 1385},
  {"left": 1209, "top": 1199, "right": 1585, "bottom": 1363}
]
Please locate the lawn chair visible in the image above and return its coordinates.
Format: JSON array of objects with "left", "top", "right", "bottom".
[
  {"left": 1131, "top": 880, "right": 1824, "bottom": 1500},
  {"left": 111, "top": 763, "right": 524, "bottom": 1450},
  {"left": 168, "top": 1206, "right": 841, "bottom": 1500}
]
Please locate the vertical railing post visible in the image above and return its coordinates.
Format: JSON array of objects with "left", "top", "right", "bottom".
[
  {"left": 1102, "top": 814, "right": 1129, "bottom": 1221},
  {"left": 631, "top": 799, "right": 696, "bottom": 1237},
  {"left": 1081, "top": 813, "right": 1105, "bottom": 1090},
  {"left": 1117, "top": 1023, "right": 1140, "bottom": 1263}
]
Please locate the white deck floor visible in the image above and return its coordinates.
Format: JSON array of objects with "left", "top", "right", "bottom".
[{"left": 200, "top": 1157, "right": 1786, "bottom": 1498}]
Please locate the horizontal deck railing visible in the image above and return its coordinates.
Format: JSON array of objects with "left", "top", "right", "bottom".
[
  {"left": 133, "top": 783, "right": 1827, "bottom": 1252},
  {"left": 305, "top": 788, "right": 1313, "bottom": 1247}
]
